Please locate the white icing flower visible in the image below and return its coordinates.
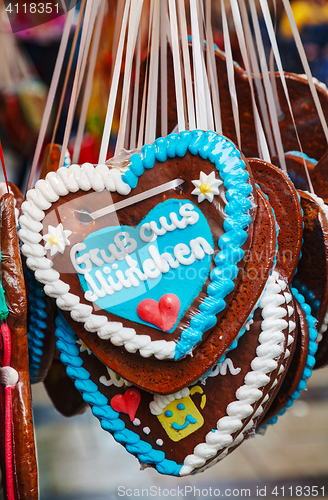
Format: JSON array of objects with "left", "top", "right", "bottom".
[
  {"left": 191, "top": 171, "right": 223, "bottom": 203},
  {"left": 43, "top": 223, "right": 72, "bottom": 256}
]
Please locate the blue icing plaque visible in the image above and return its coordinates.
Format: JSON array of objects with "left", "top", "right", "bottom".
[{"left": 76, "top": 199, "right": 214, "bottom": 332}]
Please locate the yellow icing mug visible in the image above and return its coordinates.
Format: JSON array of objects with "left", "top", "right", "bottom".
[{"left": 157, "top": 386, "right": 206, "bottom": 442}]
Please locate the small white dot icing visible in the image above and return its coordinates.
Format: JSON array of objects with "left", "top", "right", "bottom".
[
  {"left": 156, "top": 439, "right": 163, "bottom": 446},
  {"left": 143, "top": 427, "right": 151, "bottom": 434},
  {"left": 133, "top": 418, "right": 141, "bottom": 426}
]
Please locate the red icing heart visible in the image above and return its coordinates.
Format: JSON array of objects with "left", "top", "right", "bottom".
[
  {"left": 111, "top": 388, "right": 141, "bottom": 421},
  {"left": 137, "top": 294, "right": 180, "bottom": 332}
]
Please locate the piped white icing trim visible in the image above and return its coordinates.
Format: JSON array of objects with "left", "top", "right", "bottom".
[
  {"left": 298, "top": 74, "right": 328, "bottom": 95},
  {"left": 19, "top": 164, "right": 180, "bottom": 360},
  {"left": 150, "top": 388, "right": 190, "bottom": 416},
  {"left": 179, "top": 271, "right": 288, "bottom": 476}
]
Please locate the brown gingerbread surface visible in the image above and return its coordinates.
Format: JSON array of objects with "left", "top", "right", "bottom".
[
  {"left": 77, "top": 277, "right": 290, "bottom": 472},
  {"left": 294, "top": 191, "right": 328, "bottom": 331},
  {"left": 41, "top": 151, "right": 256, "bottom": 358},
  {"left": 249, "top": 158, "right": 303, "bottom": 283},
  {"left": 62, "top": 187, "right": 275, "bottom": 394}
]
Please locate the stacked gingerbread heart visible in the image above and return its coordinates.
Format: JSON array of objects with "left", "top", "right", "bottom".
[{"left": 17, "top": 125, "right": 323, "bottom": 476}]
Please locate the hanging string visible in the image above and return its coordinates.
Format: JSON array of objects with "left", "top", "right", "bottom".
[
  {"left": 50, "top": 0, "right": 87, "bottom": 149},
  {"left": 144, "top": 0, "right": 160, "bottom": 145},
  {"left": 168, "top": 0, "right": 185, "bottom": 132},
  {"left": 99, "top": 0, "right": 131, "bottom": 163},
  {"left": 281, "top": 0, "right": 328, "bottom": 146},
  {"left": 205, "top": 0, "right": 222, "bottom": 134},
  {"left": 259, "top": 0, "right": 314, "bottom": 191},
  {"left": 59, "top": 0, "right": 97, "bottom": 169},
  {"left": 73, "top": 0, "right": 106, "bottom": 164},
  {"left": 269, "top": 0, "right": 283, "bottom": 118},
  {"left": 115, "top": 0, "right": 144, "bottom": 154},
  {"left": 0, "top": 323, "right": 15, "bottom": 500},
  {"left": 177, "top": 0, "right": 196, "bottom": 131},
  {"left": 197, "top": 0, "right": 214, "bottom": 131},
  {"left": 160, "top": 0, "right": 168, "bottom": 137},
  {"left": 190, "top": 0, "right": 208, "bottom": 130},
  {"left": 229, "top": 0, "right": 270, "bottom": 162},
  {"left": 247, "top": 0, "right": 286, "bottom": 170},
  {"left": 221, "top": 0, "right": 241, "bottom": 148},
  {"left": 129, "top": 24, "right": 142, "bottom": 149},
  {"left": 239, "top": 0, "right": 276, "bottom": 156},
  {"left": 26, "top": 4, "right": 75, "bottom": 191},
  {"left": 0, "top": 140, "right": 9, "bottom": 193}
]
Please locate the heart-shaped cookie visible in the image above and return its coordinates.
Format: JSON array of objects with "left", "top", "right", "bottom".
[
  {"left": 54, "top": 270, "right": 291, "bottom": 476},
  {"left": 249, "top": 158, "right": 303, "bottom": 283},
  {"left": 19, "top": 131, "right": 256, "bottom": 366},
  {"left": 61, "top": 186, "right": 275, "bottom": 395}
]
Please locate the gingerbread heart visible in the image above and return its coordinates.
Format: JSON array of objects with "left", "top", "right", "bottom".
[
  {"left": 62, "top": 186, "right": 275, "bottom": 395},
  {"left": 19, "top": 131, "right": 257, "bottom": 369},
  {"left": 249, "top": 159, "right": 303, "bottom": 283},
  {"left": 55, "top": 270, "right": 292, "bottom": 477}
]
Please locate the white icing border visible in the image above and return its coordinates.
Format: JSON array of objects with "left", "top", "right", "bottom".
[
  {"left": 298, "top": 74, "right": 328, "bottom": 95},
  {"left": 19, "top": 163, "right": 178, "bottom": 360},
  {"left": 150, "top": 388, "right": 190, "bottom": 415},
  {"left": 179, "top": 271, "right": 288, "bottom": 475}
]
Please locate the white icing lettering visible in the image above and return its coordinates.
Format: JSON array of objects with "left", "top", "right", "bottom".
[
  {"left": 142, "top": 258, "right": 162, "bottom": 279},
  {"left": 148, "top": 245, "right": 179, "bottom": 273},
  {"left": 125, "top": 264, "right": 147, "bottom": 287},
  {"left": 71, "top": 243, "right": 92, "bottom": 275},
  {"left": 84, "top": 273, "right": 106, "bottom": 302},
  {"left": 174, "top": 243, "right": 195, "bottom": 265},
  {"left": 95, "top": 270, "right": 114, "bottom": 295},
  {"left": 114, "top": 231, "right": 137, "bottom": 255},
  {"left": 77, "top": 206, "right": 214, "bottom": 304},
  {"left": 179, "top": 203, "right": 199, "bottom": 225},
  {"left": 159, "top": 215, "right": 176, "bottom": 232},
  {"left": 139, "top": 205, "right": 199, "bottom": 242},
  {"left": 103, "top": 267, "right": 124, "bottom": 291},
  {"left": 190, "top": 237, "right": 214, "bottom": 260},
  {"left": 89, "top": 248, "right": 104, "bottom": 267},
  {"left": 82, "top": 235, "right": 214, "bottom": 303},
  {"left": 139, "top": 223, "right": 156, "bottom": 242},
  {"left": 149, "top": 220, "right": 166, "bottom": 236}
]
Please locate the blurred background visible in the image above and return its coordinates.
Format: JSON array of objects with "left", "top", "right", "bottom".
[{"left": 31, "top": 366, "right": 328, "bottom": 499}]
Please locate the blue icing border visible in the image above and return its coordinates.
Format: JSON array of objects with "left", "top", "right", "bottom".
[
  {"left": 122, "top": 130, "right": 253, "bottom": 359},
  {"left": 26, "top": 269, "right": 48, "bottom": 383},
  {"left": 286, "top": 151, "right": 318, "bottom": 166},
  {"left": 292, "top": 279, "right": 320, "bottom": 317},
  {"left": 260, "top": 287, "right": 318, "bottom": 429},
  {"left": 55, "top": 312, "right": 182, "bottom": 476}
]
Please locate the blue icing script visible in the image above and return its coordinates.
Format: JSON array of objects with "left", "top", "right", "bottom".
[{"left": 76, "top": 199, "right": 214, "bottom": 332}]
